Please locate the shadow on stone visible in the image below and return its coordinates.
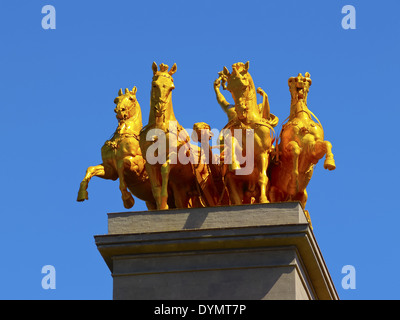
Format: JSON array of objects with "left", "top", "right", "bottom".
[{"left": 183, "top": 211, "right": 209, "bottom": 229}]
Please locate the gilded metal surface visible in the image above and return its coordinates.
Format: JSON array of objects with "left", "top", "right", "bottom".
[
  {"left": 139, "top": 62, "right": 220, "bottom": 210},
  {"left": 77, "top": 62, "right": 335, "bottom": 226},
  {"left": 268, "top": 72, "right": 336, "bottom": 225},
  {"left": 77, "top": 87, "right": 156, "bottom": 209},
  {"left": 214, "top": 61, "right": 278, "bottom": 205}
]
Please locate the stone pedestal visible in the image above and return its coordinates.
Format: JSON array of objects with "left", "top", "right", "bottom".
[{"left": 94, "top": 202, "right": 338, "bottom": 300}]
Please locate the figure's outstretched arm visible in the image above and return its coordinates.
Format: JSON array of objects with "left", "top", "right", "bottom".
[
  {"left": 257, "top": 87, "right": 270, "bottom": 120},
  {"left": 214, "top": 76, "right": 231, "bottom": 113}
]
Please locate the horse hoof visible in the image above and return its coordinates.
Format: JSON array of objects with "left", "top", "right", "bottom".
[
  {"left": 259, "top": 196, "right": 269, "bottom": 204},
  {"left": 324, "top": 158, "right": 336, "bottom": 171},
  {"left": 229, "top": 161, "right": 241, "bottom": 171},
  {"left": 77, "top": 189, "right": 88, "bottom": 202},
  {"left": 123, "top": 195, "right": 135, "bottom": 209},
  {"left": 160, "top": 197, "right": 169, "bottom": 210}
]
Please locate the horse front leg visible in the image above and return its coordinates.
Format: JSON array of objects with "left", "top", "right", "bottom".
[
  {"left": 285, "top": 141, "right": 301, "bottom": 196},
  {"left": 145, "top": 201, "right": 157, "bottom": 210},
  {"left": 323, "top": 140, "right": 336, "bottom": 170},
  {"left": 145, "top": 163, "right": 163, "bottom": 209},
  {"left": 258, "top": 151, "right": 270, "bottom": 203},
  {"left": 77, "top": 164, "right": 117, "bottom": 202},
  {"left": 160, "top": 159, "right": 171, "bottom": 210},
  {"left": 313, "top": 140, "right": 336, "bottom": 170},
  {"left": 117, "top": 158, "right": 135, "bottom": 209},
  {"left": 221, "top": 129, "right": 241, "bottom": 171},
  {"left": 226, "top": 174, "right": 244, "bottom": 205},
  {"left": 170, "top": 181, "right": 190, "bottom": 208}
]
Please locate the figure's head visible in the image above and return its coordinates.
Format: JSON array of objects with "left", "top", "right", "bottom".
[
  {"left": 288, "top": 72, "right": 312, "bottom": 103},
  {"left": 192, "top": 122, "right": 213, "bottom": 143},
  {"left": 220, "top": 61, "right": 251, "bottom": 94},
  {"left": 114, "top": 86, "right": 138, "bottom": 121},
  {"left": 151, "top": 62, "right": 177, "bottom": 113}
]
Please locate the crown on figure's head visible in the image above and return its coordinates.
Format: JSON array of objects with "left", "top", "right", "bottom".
[{"left": 288, "top": 72, "right": 312, "bottom": 86}]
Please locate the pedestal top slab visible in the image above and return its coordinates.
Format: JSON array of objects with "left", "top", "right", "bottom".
[{"left": 107, "top": 201, "right": 307, "bottom": 235}]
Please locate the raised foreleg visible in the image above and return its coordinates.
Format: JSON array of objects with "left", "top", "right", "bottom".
[
  {"left": 323, "top": 140, "right": 336, "bottom": 170},
  {"left": 77, "top": 164, "right": 117, "bottom": 202},
  {"left": 313, "top": 140, "right": 336, "bottom": 170}
]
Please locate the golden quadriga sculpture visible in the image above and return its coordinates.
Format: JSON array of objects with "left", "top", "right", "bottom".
[{"left": 77, "top": 62, "right": 335, "bottom": 225}]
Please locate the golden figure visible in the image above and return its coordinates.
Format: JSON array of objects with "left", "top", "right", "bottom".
[
  {"left": 268, "top": 72, "right": 336, "bottom": 224},
  {"left": 139, "top": 62, "right": 218, "bottom": 210},
  {"left": 191, "top": 122, "right": 229, "bottom": 206},
  {"left": 214, "top": 62, "right": 279, "bottom": 205},
  {"left": 77, "top": 87, "right": 156, "bottom": 209}
]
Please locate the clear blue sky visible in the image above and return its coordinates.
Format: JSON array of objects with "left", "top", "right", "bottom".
[{"left": 0, "top": 0, "right": 399, "bottom": 300}]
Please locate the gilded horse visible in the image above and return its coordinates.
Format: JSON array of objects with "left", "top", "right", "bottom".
[
  {"left": 268, "top": 73, "right": 335, "bottom": 220},
  {"left": 139, "top": 62, "right": 210, "bottom": 210},
  {"left": 214, "top": 61, "right": 278, "bottom": 204},
  {"left": 77, "top": 86, "right": 156, "bottom": 209}
]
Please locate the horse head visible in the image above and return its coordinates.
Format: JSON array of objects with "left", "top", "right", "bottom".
[
  {"left": 220, "top": 61, "right": 260, "bottom": 124},
  {"left": 151, "top": 62, "right": 177, "bottom": 118},
  {"left": 288, "top": 72, "right": 312, "bottom": 106},
  {"left": 220, "top": 61, "right": 252, "bottom": 96},
  {"left": 114, "top": 86, "right": 139, "bottom": 121}
]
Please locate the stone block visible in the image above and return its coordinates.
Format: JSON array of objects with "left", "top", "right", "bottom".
[{"left": 94, "top": 202, "right": 338, "bottom": 300}]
